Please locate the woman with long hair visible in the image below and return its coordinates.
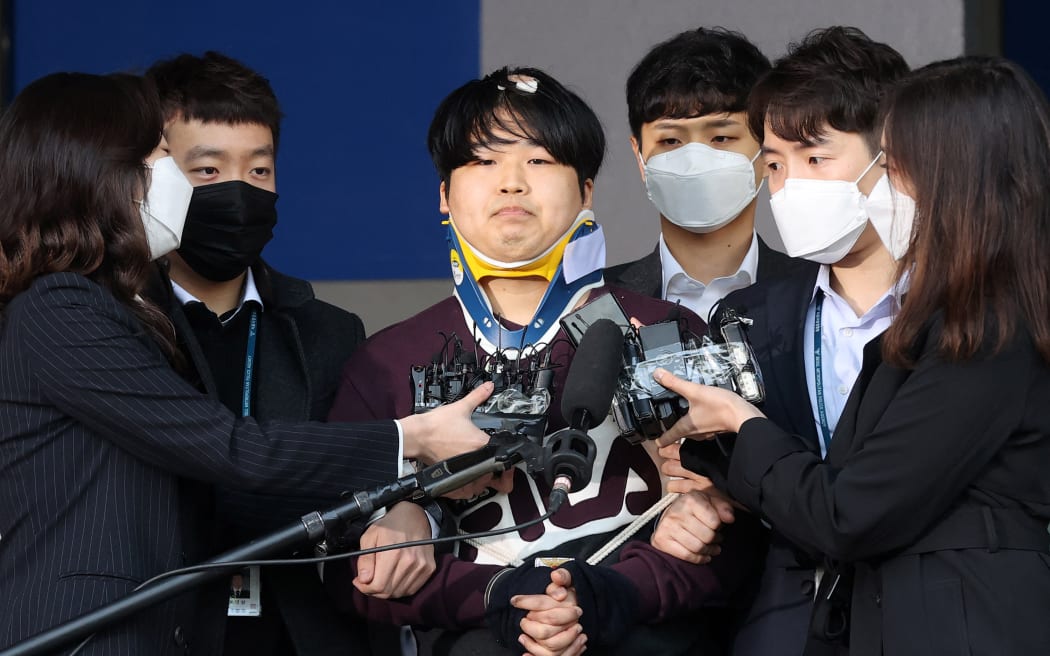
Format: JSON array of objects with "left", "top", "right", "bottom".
[
  {"left": 654, "top": 56, "right": 1050, "bottom": 654},
  {"left": 0, "top": 73, "right": 491, "bottom": 654}
]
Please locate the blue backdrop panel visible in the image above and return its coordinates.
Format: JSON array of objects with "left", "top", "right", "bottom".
[
  {"left": 13, "top": 0, "right": 478, "bottom": 281},
  {"left": 1004, "top": 2, "right": 1050, "bottom": 100}
]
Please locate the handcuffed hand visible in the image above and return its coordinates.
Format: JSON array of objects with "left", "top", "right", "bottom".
[{"left": 514, "top": 568, "right": 587, "bottom": 656}]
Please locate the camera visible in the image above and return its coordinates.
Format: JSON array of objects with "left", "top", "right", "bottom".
[
  {"left": 409, "top": 332, "right": 553, "bottom": 472},
  {"left": 560, "top": 294, "right": 765, "bottom": 443}
]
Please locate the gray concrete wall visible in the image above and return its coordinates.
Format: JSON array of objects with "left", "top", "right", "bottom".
[
  {"left": 315, "top": 0, "right": 967, "bottom": 333},
  {"left": 312, "top": 279, "right": 452, "bottom": 336}
]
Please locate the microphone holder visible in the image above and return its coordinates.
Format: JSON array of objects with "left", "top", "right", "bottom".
[{"left": 0, "top": 443, "right": 525, "bottom": 656}]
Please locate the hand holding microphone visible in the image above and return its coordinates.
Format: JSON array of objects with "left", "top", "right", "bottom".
[
  {"left": 397, "top": 318, "right": 625, "bottom": 511},
  {"left": 399, "top": 381, "right": 495, "bottom": 466}
]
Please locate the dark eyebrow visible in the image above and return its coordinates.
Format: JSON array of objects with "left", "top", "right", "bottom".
[
  {"left": 651, "top": 121, "right": 689, "bottom": 130},
  {"left": 795, "top": 133, "right": 830, "bottom": 149},
  {"left": 184, "top": 144, "right": 275, "bottom": 161},
  {"left": 185, "top": 145, "right": 226, "bottom": 161},
  {"left": 763, "top": 131, "right": 832, "bottom": 157},
  {"left": 470, "top": 136, "right": 537, "bottom": 154},
  {"left": 704, "top": 118, "right": 741, "bottom": 128}
]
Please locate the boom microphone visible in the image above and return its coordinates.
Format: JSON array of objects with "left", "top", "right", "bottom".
[{"left": 544, "top": 318, "right": 625, "bottom": 506}]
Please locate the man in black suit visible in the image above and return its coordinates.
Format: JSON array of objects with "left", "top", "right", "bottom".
[
  {"left": 605, "top": 30, "right": 809, "bottom": 648},
  {"left": 230, "top": 573, "right": 251, "bottom": 600},
  {"left": 605, "top": 27, "right": 806, "bottom": 324},
  {"left": 144, "top": 52, "right": 420, "bottom": 656},
  {"left": 665, "top": 27, "right": 911, "bottom": 656}
]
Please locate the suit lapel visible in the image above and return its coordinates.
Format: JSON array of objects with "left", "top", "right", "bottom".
[
  {"left": 617, "top": 248, "right": 662, "bottom": 298},
  {"left": 828, "top": 336, "right": 881, "bottom": 462},
  {"left": 765, "top": 267, "right": 821, "bottom": 449},
  {"left": 255, "top": 311, "right": 312, "bottom": 421},
  {"left": 827, "top": 334, "right": 913, "bottom": 465}
]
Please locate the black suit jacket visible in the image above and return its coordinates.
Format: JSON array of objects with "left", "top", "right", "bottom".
[
  {"left": 604, "top": 235, "right": 810, "bottom": 310},
  {"left": 729, "top": 314, "right": 1050, "bottom": 655},
  {"left": 0, "top": 273, "right": 399, "bottom": 655},
  {"left": 695, "top": 263, "right": 825, "bottom": 656},
  {"left": 608, "top": 238, "right": 818, "bottom": 654},
  {"left": 147, "top": 260, "right": 373, "bottom": 656}
]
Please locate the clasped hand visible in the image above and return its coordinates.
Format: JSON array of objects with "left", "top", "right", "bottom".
[{"left": 511, "top": 568, "right": 587, "bottom": 656}]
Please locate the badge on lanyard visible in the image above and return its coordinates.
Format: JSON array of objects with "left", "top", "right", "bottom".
[{"left": 228, "top": 309, "right": 263, "bottom": 617}]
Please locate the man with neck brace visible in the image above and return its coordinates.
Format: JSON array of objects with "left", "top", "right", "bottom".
[{"left": 327, "top": 67, "right": 764, "bottom": 655}]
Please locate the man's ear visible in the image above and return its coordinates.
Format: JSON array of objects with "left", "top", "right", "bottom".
[
  {"left": 581, "top": 179, "right": 594, "bottom": 209},
  {"left": 438, "top": 181, "right": 450, "bottom": 214},
  {"left": 629, "top": 136, "right": 646, "bottom": 182}
]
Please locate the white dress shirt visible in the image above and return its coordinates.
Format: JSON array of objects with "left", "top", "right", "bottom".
[
  {"left": 803, "top": 265, "right": 904, "bottom": 457},
  {"left": 660, "top": 232, "right": 760, "bottom": 323},
  {"left": 170, "top": 267, "right": 264, "bottom": 323}
]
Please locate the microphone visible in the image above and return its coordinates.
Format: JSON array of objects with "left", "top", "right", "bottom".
[
  {"left": 339, "top": 435, "right": 533, "bottom": 527},
  {"left": 560, "top": 318, "right": 625, "bottom": 431},
  {"left": 404, "top": 318, "right": 624, "bottom": 514},
  {"left": 545, "top": 318, "right": 624, "bottom": 508}
]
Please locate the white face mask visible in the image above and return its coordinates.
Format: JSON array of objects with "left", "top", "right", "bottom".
[
  {"left": 769, "top": 152, "right": 882, "bottom": 264},
  {"left": 643, "top": 143, "right": 762, "bottom": 233},
  {"left": 864, "top": 174, "right": 915, "bottom": 260},
  {"left": 138, "top": 156, "right": 192, "bottom": 260}
]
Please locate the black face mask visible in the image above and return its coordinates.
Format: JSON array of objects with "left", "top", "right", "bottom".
[{"left": 177, "top": 180, "right": 279, "bottom": 282}]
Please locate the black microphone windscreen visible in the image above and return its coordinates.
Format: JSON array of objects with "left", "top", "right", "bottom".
[{"left": 560, "top": 318, "right": 623, "bottom": 431}]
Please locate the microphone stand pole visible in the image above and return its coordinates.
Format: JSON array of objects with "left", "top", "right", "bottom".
[{"left": 0, "top": 446, "right": 515, "bottom": 656}]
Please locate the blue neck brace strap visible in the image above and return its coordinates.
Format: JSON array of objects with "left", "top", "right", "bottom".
[{"left": 448, "top": 221, "right": 605, "bottom": 355}]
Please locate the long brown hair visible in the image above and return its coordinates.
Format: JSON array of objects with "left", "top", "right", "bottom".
[
  {"left": 0, "top": 72, "right": 175, "bottom": 355},
  {"left": 881, "top": 57, "right": 1050, "bottom": 365}
]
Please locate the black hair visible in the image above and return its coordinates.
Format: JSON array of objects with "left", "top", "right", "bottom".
[
  {"left": 748, "top": 26, "right": 909, "bottom": 154},
  {"left": 627, "top": 27, "right": 771, "bottom": 143},
  {"left": 146, "top": 51, "right": 283, "bottom": 152},
  {"left": 427, "top": 67, "right": 605, "bottom": 194}
]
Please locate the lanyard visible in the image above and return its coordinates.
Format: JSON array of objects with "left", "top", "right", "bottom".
[
  {"left": 241, "top": 309, "right": 259, "bottom": 418},
  {"left": 813, "top": 292, "right": 833, "bottom": 455}
]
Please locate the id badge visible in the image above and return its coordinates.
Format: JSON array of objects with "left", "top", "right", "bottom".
[{"left": 227, "top": 565, "right": 262, "bottom": 617}]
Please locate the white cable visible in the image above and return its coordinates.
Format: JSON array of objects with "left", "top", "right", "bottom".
[{"left": 586, "top": 492, "right": 679, "bottom": 565}]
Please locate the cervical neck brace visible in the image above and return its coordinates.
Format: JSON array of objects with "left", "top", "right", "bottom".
[
  {"left": 451, "top": 210, "right": 591, "bottom": 282},
  {"left": 447, "top": 209, "right": 606, "bottom": 354}
]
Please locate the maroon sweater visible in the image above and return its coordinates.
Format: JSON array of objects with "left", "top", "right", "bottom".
[{"left": 327, "top": 286, "right": 761, "bottom": 627}]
